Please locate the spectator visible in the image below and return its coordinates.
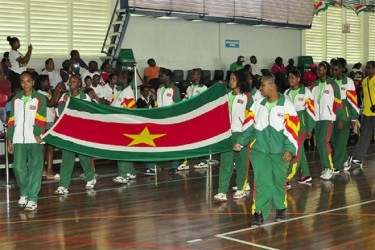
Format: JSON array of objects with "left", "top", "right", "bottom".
[
  {"left": 1, "top": 52, "right": 11, "bottom": 78},
  {"left": 81, "top": 61, "right": 100, "bottom": 87},
  {"left": 285, "top": 58, "right": 297, "bottom": 76},
  {"left": 102, "top": 73, "right": 120, "bottom": 105},
  {"left": 39, "top": 58, "right": 63, "bottom": 89},
  {"left": 7, "top": 36, "right": 33, "bottom": 92},
  {"left": 272, "top": 57, "right": 287, "bottom": 92},
  {"left": 250, "top": 55, "right": 262, "bottom": 88},
  {"left": 69, "top": 50, "right": 88, "bottom": 75},
  {"left": 303, "top": 63, "right": 318, "bottom": 87},
  {"left": 144, "top": 58, "right": 160, "bottom": 84},
  {"left": 230, "top": 56, "right": 245, "bottom": 72}
]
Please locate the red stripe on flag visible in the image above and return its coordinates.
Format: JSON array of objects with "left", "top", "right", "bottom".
[{"left": 53, "top": 103, "right": 230, "bottom": 147}]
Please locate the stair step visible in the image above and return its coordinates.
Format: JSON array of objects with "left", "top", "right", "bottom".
[
  {"left": 112, "top": 20, "right": 124, "bottom": 25},
  {"left": 100, "top": 56, "right": 114, "bottom": 61},
  {"left": 107, "top": 44, "right": 117, "bottom": 48},
  {"left": 116, "top": 9, "right": 127, "bottom": 14},
  {"left": 109, "top": 32, "right": 121, "bottom": 37}
]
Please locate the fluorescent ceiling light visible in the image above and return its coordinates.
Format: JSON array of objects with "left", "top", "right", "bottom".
[
  {"left": 157, "top": 16, "right": 178, "bottom": 19},
  {"left": 225, "top": 22, "right": 237, "bottom": 25}
]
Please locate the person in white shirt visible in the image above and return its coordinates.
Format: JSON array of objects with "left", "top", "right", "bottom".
[
  {"left": 81, "top": 61, "right": 100, "bottom": 87},
  {"left": 7, "top": 36, "right": 32, "bottom": 92},
  {"left": 102, "top": 73, "right": 120, "bottom": 105},
  {"left": 39, "top": 58, "right": 63, "bottom": 89},
  {"left": 250, "top": 55, "right": 262, "bottom": 88}
]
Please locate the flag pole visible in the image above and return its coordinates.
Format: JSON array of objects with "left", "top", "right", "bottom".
[
  {"left": 134, "top": 64, "right": 138, "bottom": 101},
  {"left": 0, "top": 124, "right": 15, "bottom": 189}
]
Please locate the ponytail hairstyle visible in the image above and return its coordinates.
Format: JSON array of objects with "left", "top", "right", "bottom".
[{"left": 7, "top": 36, "right": 19, "bottom": 47}]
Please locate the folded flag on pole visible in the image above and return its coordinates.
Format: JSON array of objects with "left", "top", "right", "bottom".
[{"left": 42, "top": 83, "right": 233, "bottom": 161}]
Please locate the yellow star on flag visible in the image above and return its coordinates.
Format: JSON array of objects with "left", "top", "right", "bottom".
[{"left": 123, "top": 127, "right": 166, "bottom": 147}]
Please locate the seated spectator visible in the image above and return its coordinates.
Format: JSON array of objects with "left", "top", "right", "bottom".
[
  {"left": 1, "top": 52, "right": 11, "bottom": 78},
  {"left": 81, "top": 61, "right": 100, "bottom": 87},
  {"left": 250, "top": 55, "right": 262, "bottom": 88},
  {"left": 102, "top": 72, "right": 119, "bottom": 105},
  {"left": 39, "top": 58, "right": 63, "bottom": 89},
  {"left": 230, "top": 56, "right": 245, "bottom": 72},
  {"left": 100, "top": 61, "right": 113, "bottom": 84},
  {"left": 303, "top": 63, "right": 318, "bottom": 87},
  {"left": 69, "top": 49, "right": 88, "bottom": 75},
  {"left": 271, "top": 57, "right": 286, "bottom": 75},
  {"left": 137, "top": 84, "right": 154, "bottom": 108},
  {"left": 60, "top": 59, "right": 72, "bottom": 89},
  {"left": 184, "top": 68, "right": 207, "bottom": 99},
  {"left": 285, "top": 58, "right": 297, "bottom": 76},
  {"left": 144, "top": 58, "right": 160, "bottom": 84}
]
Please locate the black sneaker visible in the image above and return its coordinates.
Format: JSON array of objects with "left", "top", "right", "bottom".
[
  {"left": 144, "top": 167, "right": 156, "bottom": 176},
  {"left": 333, "top": 169, "right": 340, "bottom": 175},
  {"left": 251, "top": 211, "right": 264, "bottom": 227},
  {"left": 169, "top": 168, "right": 178, "bottom": 175},
  {"left": 276, "top": 209, "right": 285, "bottom": 221}
]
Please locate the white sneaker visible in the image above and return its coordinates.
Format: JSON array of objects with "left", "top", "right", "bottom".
[
  {"left": 18, "top": 196, "right": 28, "bottom": 208},
  {"left": 24, "top": 201, "right": 37, "bottom": 212},
  {"left": 233, "top": 191, "right": 246, "bottom": 199},
  {"left": 54, "top": 186, "right": 69, "bottom": 195},
  {"left": 85, "top": 178, "right": 97, "bottom": 189},
  {"left": 126, "top": 173, "right": 136, "bottom": 180},
  {"left": 194, "top": 162, "right": 208, "bottom": 169},
  {"left": 320, "top": 169, "right": 334, "bottom": 180},
  {"left": 112, "top": 176, "right": 128, "bottom": 184},
  {"left": 177, "top": 163, "right": 189, "bottom": 171},
  {"left": 343, "top": 156, "right": 352, "bottom": 171},
  {"left": 214, "top": 193, "right": 227, "bottom": 202},
  {"left": 232, "top": 183, "right": 251, "bottom": 191}
]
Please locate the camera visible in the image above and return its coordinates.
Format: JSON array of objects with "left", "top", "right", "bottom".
[{"left": 370, "top": 105, "right": 375, "bottom": 113}]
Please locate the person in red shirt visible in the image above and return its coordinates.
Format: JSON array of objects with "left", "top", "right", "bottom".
[
  {"left": 303, "top": 63, "right": 318, "bottom": 87},
  {"left": 271, "top": 57, "right": 286, "bottom": 75}
]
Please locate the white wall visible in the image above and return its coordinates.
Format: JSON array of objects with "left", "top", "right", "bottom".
[
  {"left": 26, "top": 16, "right": 302, "bottom": 76},
  {"left": 122, "top": 16, "right": 302, "bottom": 76}
]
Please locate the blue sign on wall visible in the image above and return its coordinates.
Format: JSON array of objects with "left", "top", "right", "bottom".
[{"left": 225, "top": 40, "right": 240, "bottom": 48}]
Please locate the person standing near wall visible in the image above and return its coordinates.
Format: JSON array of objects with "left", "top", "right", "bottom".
[
  {"left": 345, "top": 60, "right": 375, "bottom": 171},
  {"left": 7, "top": 36, "right": 33, "bottom": 92},
  {"left": 234, "top": 74, "right": 299, "bottom": 226},
  {"left": 7, "top": 71, "right": 47, "bottom": 212}
]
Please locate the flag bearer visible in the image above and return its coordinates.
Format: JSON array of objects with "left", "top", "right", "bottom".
[
  {"left": 214, "top": 70, "right": 252, "bottom": 202},
  {"left": 53, "top": 75, "right": 97, "bottom": 195}
]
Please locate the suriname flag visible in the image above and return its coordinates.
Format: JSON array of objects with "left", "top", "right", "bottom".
[{"left": 42, "top": 83, "right": 233, "bottom": 161}]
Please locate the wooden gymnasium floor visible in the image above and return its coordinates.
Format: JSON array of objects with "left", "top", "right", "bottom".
[{"left": 0, "top": 144, "right": 374, "bottom": 249}]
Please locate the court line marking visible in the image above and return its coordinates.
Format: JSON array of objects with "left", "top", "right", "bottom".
[{"left": 215, "top": 199, "right": 375, "bottom": 249}]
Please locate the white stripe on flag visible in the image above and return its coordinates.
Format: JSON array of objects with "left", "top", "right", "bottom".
[
  {"left": 47, "top": 129, "right": 232, "bottom": 153},
  {"left": 64, "top": 95, "right": 227, "bottom": 125}
]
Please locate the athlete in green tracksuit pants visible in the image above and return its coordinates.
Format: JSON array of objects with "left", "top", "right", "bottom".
[
  {"left": 310, "top": 62, "right": 343, "bottom": 180},
  {"left": 331, "top": 59, "right": 359, "bottom": 172},
  {"left": 214, "top": 71, "right": 253, "bottom": 202},
  {"left": 284, "top": 70, "right": 316, "bottom": 186},
  {"left": 7, "top": 71, "right": 47, "bottom": 212},
  {"left": 235, "top": 74, "right": 299, "bottom": 226},
  {"left": 53, "top": 75, "right": 96, "bottom": 195}
]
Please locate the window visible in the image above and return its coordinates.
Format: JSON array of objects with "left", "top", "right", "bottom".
[
  {"left": 0, "top": 0, "right": 109, "bottom": 57},
  {"left": 303, "top": 6, "right": 372, "bottom": 65}
]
